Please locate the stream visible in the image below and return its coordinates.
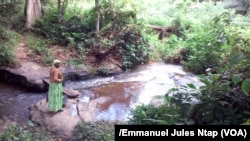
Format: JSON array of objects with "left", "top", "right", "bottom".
[{"left": 0, "top": 62, "right": 202, "bottom": 124}]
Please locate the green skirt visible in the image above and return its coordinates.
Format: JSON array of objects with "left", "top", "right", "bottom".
[{"left": 48, "top": 82, "right": 63, "bottom": 112}]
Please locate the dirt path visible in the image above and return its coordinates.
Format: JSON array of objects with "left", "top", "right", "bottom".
[
  {"left": 14, "top": 35, "right": 29, "bottom": 64},
  {"left": 13, "top": 35, "right": 83, "bottom": 66},
  {"left": 12, "top": 34, "right": 107, "bottom": 70}
]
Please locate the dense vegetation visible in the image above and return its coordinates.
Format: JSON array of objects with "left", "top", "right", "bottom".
[
  {"left": 0, "top": 121, "right": 56, "bottom": 141},
  {"left": 32, "top": 0, "right": 150, "bottom": 69},
  {"left": 127, "top": 0, "right": 250, "bottom": 126},
  {"left": 0, "top": 0, "right": 250, "bottom": 140}
]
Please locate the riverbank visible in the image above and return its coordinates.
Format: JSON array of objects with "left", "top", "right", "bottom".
[{"left": 0, "top": 61, "right": 203, "bottom": 140}]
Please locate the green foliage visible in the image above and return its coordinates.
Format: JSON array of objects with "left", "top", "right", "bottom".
[
  {"left": 242, "top": 119, "right": 250, "bottom": 125},
  {"left": 86, "top": 0, "right": 150, "bottom": 70},
  {"left": 138, "top": 1, "right": 234, "bottom": 69},
  {"left": 128, "top": 103, "right": 179, "bottom": 125},
  {"left": 33, "top": 3, "right": 95, "bottom": 46},
  {"left": 190, "top": 73, "right": 250, "bottom": 125},
  {"left": 64, "top": 58, "right": 85, "bottom": 68},
  {"left": 33, "top": 0, "right": 149, "bottom": 70},
  {"left": 129, "top": 37, "right": 250, "bottom": 125},
  {"left": 166, "top": 37, "right": 250, "bottom": 125},
  {"left": 128, "top": 94, "right": 195, "bottom": 125},
  {"left": 99, "top": 0, "right": 138, "bottom": 28},
  {"left": 25, "top": 34, "right": 53, "bottom": 66},
  {"left": 97, "top": 67, "right": 109, "bottom": 76},
  {"left": 2, "top": 0, "right": 250, "bottom": 128},
  {"left": 182, "top": 12, "right": 232, "bottom": 74},
  {"left": 241, "top": 79, "right": 250, "bottom": 95},
  {"left": 159, "top": 34, "right": 186, "bottom": 63},
  {"left": 0, "top": 26, "right": 20, "bottom": 66},
  {"left": 128, "top": 67, "right": 250, "bottom": 125},
  {"left": 72, "top": 121, "right": 115, "bottom": 141},
  {"left": 136, "top": 0, "right": 179, "bottom": 26},
  {"left": 0, "top": 121, "right": 55, "bottom": 141},
  {"left": 0, "top": 0, "right": 25, "bottom": 31},
  {"left": 117, "top": 25, "right": 149, "bottom": 69},
  {"left": 152, "top": 2, "right": 250, "bottom": 75},
  {"left": 144, "top": 31, "right": 164, "bottom": 61}
]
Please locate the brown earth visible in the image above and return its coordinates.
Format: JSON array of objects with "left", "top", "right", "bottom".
[
  {"left": 14, "top": 35, "right": 86, "bottom": 67},
  {"left": 13, "top": 34, "right": 123, "bottom": 74}
]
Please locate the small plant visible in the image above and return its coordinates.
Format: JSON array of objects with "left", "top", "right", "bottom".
[
  {"left": 181, "top": 12, "right": 233, "bottom": 74},
  {"left": 242, "top": 119, "right": 250, "bottom": 125},
  {"left": 64, "top": 58, "right": 85, "bottom": 68},
  {"left": 72, "top": 121, "right": 115, "bottom": 141},
  {"left": 97, "top": 67, "right": 109, "bottom": 76},
  {"left": 0, "top": 26, "right": 20, "bottom": 66},
  {"left": 0, "top": 121, "right": 56, "bottom": 141},
  {"left": 25, "top": 34, "right": 53, "bottom": 66},
  {"left": 127, "top": 93, "right": 194, "bottom": 125},
  {"left": 189, "top": 72, "right": 250, "bottom": 125}
]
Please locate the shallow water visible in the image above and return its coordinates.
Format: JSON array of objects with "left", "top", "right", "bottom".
[
  {"left": 0, "top": 82, "right": 46, "bottom": 124},
  {"left": 0, "top": 62, "right": 202, "bottom": 123},
  {"left": 64, "top": 62, "right": 202, "bottom": 122}
]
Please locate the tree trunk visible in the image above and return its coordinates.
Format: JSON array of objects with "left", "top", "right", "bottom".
[
  {"left": 57, "top": 0, "right": 62, "bottom": 23},
  {"left": 24, "top": 0, "right": 42, "bottom": 29},
  {"left": 57, "top": 0, "right": 68, "bottom": 23},
  {"left": 95, "top": 0, "right": 100, "bottom": 33}
]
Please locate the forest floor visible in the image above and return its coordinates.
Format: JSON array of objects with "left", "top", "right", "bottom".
[
  {"left": 13, "top": 34, "right": 97, "bottom": 69},
  {"left": 13, "top": 34, "right": 123, "bottom": 76},
  {"left": 14, "top": 35, "right": 31, "bottom": 64}
]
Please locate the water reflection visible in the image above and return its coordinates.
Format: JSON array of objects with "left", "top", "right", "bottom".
[{"left": 96, "top": 103, "right": 130, "bottom": 121}]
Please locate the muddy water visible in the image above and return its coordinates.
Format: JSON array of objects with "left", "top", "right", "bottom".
[
  {"left": 0, "top": 62, "right": 202, "bottom": 123},
  {"left": 64, "top": 62, "right": 202, "bottom": 122}
]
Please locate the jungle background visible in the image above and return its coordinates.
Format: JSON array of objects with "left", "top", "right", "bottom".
[{"left": 0, "top": 0, "right": 250, "bottom": 140}]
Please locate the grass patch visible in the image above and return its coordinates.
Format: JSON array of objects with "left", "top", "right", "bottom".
[
  {"left": 72, "top": 121, "right": 115, "bottom": 141},
  {"left": 0, "top": 121, "right": 56, "bottom": 141},
  {"left": 24, "top": 33, "right": 53, "bottom": 66},
  {"left": 0, "top": 26, "right": 21, "bottom": 67}
]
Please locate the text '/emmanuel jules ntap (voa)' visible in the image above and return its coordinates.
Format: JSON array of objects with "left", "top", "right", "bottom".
[{"left": 118, "top": 128, "right": 247, "bottom": 138}]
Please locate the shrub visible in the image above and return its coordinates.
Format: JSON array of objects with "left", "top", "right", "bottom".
[
  {"left": 0, "top": 121, "right": 55, "bottom": 141},
  {"left": 0, "top": 26, "right": 20, "bottom": 66},
  {"left": 127, "top": 95, "right": 194, "bottom": 125},
  {"left": 190, "top": 71, "right": 250, "bottom": 125},
  {"left": 72, "top": 121, "right": 115, "bottom": 141},
  {"left": 24, "top": 34, "right": 53, "bottom": 66},
  {"left": 0, "top": 1, "right": 25, "bottom": 31},
  {"left": 32, "top": 2, "right": 95, "bottom": 46},
  {"left": 182, "top": 12, "right": 232, "bottom": 74}
]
